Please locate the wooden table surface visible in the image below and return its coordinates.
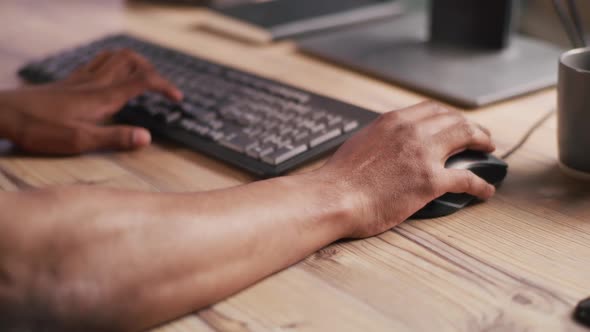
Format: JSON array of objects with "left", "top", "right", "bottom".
[{"left": 1, "top": 1, "right": 589, "bottom": 331}]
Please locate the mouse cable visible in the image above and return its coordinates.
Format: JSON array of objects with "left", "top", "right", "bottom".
[{"left": 500, "top": 108, "right": 556, "bottom": 160}]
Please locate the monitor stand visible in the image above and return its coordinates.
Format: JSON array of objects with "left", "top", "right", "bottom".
[{"left": 299, "top": 13, "right": 564, "bottom": 108}]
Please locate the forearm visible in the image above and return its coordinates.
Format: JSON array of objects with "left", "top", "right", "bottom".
[
  {"left": 0, "top": 171, "right": 356, "bottom": 331},
  {"left": 98, "top": 172, "right": 353, "bottom": 330}
]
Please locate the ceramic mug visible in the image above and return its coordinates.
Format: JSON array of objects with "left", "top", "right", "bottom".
[{"left": 558, "top": 47, "right": 590, "bottom": 179}]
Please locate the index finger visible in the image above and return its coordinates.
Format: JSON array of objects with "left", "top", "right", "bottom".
[
  {"left": 113, "top": 50, "right": 182, "bottom": 101},
  {"left": 109, "top": 69, "right": 183, "bottom": 103}
]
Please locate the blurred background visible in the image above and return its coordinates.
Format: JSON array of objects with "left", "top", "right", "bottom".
[{"left": 136, "top": 0, "right": 590, "bottom": 47}]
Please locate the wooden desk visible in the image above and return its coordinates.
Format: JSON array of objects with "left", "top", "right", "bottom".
[{"left": 1, "top": 2, "right": 589, "bottom": 331}]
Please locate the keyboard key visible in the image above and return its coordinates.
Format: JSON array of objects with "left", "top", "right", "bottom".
[
  {"left": 309, "top": 128, "right": 342, "bottom": 148},
  {"left": 262, "top": 133, "right": 281, "bottom": 145},
  {"left": 243, "top": 127, "right": 263, "bottom": 138},
  {"left": 245, "top": 145, "right": 262, "bottom": 159},
  {"left": 309, "top": 123, "right": 326, "bottom": 134},
  {"left": 207, "top": 119, "right": 224, "bottom": 130},
  {"left": 181, "top": 103, "right": 216, "bottom": 122},
  {"left": 164, "top": 111, "right": 182, "bottom": 124},
  {"left": 343, "top": 120, "right": 359, "bottom": 132},
  {"left": 179, "top": 119, "right": 210, "bottom": 137},
  {"left": 262, "top": 144, "right": 308, "bottom": 165},
  {"left": 327, "top": 115, "right": 343, "bottom": 126},
  {"left": 285, "top": 103, "right": 311, "bottom": 115},
  {"left": 249, "top": 143, "right": 275, "bottom": 159},
  {"left": 219, "top": 133, "right": 258, "bottom": 153},
  {"left": 207, "top": 130, "right": 225, "bottom": 141},
  {"left": 279, "top": 126, "right": 294, "bottom": 137},
  {"left": 311, "top": 110, "right": 327, "bottom": 121},
  {"left": 291, "top": 130, "right": 310, "bottom": 144}
]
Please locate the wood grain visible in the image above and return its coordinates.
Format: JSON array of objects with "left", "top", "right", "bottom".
[{"left": 0, "top": 2, "right": 588, "bottom": 331}]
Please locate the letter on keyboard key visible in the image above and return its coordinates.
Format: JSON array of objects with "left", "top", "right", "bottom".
[
  {"left": 262, "top": 144, "right": 308, "bottom": 165},
  {"left": 309, "top": 128, "right": 342, "bottom": 148}
]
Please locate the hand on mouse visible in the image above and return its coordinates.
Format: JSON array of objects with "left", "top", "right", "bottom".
[
  {"left": 317, "top": 101, "right": 496, "bottom": 238},
  {"left": 0, "top": 49, "right": 182, "bottom": 154}
]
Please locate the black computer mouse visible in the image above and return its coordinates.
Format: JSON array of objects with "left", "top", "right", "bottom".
[
  {"left": 574, "top": 297, "right": 590, "bottom": 328},
  {"left": 411, "top": 150, "right": 508, "bottom": 219}
]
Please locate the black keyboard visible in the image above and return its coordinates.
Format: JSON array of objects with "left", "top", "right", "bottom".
[{"left": 18, "top": 34, "right": 378, "bottom": 177}]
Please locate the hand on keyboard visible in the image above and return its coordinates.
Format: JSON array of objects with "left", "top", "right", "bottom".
[
  {"left": 318, "top": 101, "right": 497, "bottom": 238},
  {"left": 0, "top": 49, "right": 181, "bottom": 154}
]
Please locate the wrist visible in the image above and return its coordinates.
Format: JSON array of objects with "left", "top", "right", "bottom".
[{"left": 286, "top": 170, "right": 363, "bottom": 240}]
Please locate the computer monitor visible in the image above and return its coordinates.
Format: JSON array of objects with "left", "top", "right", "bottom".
[{"left": 299, "top": 0, "right": 564, "bottom": 108}]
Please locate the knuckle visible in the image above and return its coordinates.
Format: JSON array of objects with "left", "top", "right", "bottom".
[
  {"left": 454, "top": 114, "right": 468, "bottom": 125},
  {"left": 461, "top": 122, "right": 476, "bottom": 138},
  {"left": 375, "top": 112, "right": 398, "bottom": 131},
  {"left": 478, "top": 123, "right": 492, "bottom": 136},
  {"left": 119, "top": 48, "right": 135, "bottom": 58},
  {"left": 422, "top": 100, "right": 447, "bottom": 114},
  {"left": 448, "top": 112, "right": 465, "bottom": 123},
  {"left": 433, "top": 103, "right": 447, "bottom": 114},
  {"left": 421, "top": 100, "right": 438, "bottom": 109},
  {"left": 94, "top": 50, "right": 111, "bottom": 61},
  {"left": 384, "top": 110, "right": 400, "bottom": 122},
  {"left": 445, "top": 106, "right": 460, "bottom": 116}
]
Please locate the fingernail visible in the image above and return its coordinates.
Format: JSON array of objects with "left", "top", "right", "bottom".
[
  {"left": 488, "top": 185, "right": 496, "bottom": 198},
  {"left": 132, "top": 129, "right": 151, "bottom": 147}
]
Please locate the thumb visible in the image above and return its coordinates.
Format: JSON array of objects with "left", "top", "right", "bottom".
[
  {"left": 15, "top": 119, "right": 151, "bottom": 155},
  {"left": 85, "top": 125, "right": 152, "bottom": 151}
]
